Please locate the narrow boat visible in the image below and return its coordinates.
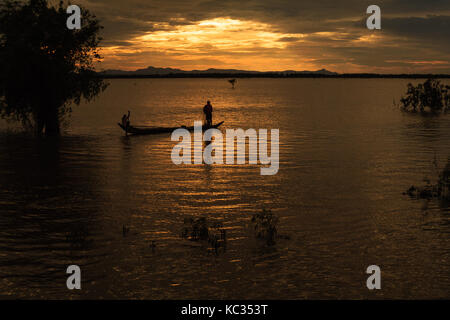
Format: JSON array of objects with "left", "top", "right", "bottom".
[{"left": 118, "top": 121, "right": 224, "bottom": 135}]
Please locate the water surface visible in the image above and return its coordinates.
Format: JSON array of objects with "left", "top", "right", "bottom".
[{"left": 0, "top": 78, "right": 449, "bottom": 299}]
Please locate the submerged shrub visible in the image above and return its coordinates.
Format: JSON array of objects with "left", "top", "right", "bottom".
[
  {"left": 181, "top": 217, "right": 226, "bottom": 253},
  {"left": 405, "top": 157, "right": 450, "bottom": 200},
  {"left": 181, "top": 217, "right": 209, "bottom": 241},
  {"left": 251, "top": 208, "right": 278, "bottom": 246},
  {"left": 399, "top": 79, "right": 449, "bottom": 114}
]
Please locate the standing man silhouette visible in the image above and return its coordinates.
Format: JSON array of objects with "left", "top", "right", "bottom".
[{"left": 203, "top": 100, "right": 213, "bottom": 127}]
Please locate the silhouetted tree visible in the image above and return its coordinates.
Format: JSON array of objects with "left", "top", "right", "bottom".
[
  {"left": 0, "top": 0, "right": 107, "bottom": 135},
  {"left": 400, "top": 79, "right": 450, "bottom": 114}
]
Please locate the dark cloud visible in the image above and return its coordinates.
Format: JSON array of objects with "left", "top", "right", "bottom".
[
  {"left": 383, "top": 15, "right": 450, "bottom": 43},
  {"left": 278, "top": 37, "right": 302, "bottom": 43}
]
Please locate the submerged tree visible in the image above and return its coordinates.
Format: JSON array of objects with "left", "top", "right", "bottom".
[
  {"left": 399, "top": 79, "right": 450, "bottom": 114},
  {"left": 0, "top": 0, "right": 107, "bottom": 135}
]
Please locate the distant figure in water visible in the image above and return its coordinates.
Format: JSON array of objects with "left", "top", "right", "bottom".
[
  {"left": 228, "top": 79, "right": 236, "bottom": 89},
  {"left": 203, "top": 101, "right": 213, "bottom": 127},
  {"left": 121, "top": 111, "right": 130, "bottom": 129},
  {"left": 121, "top": 111, "right": 131, "bottom": 134}
]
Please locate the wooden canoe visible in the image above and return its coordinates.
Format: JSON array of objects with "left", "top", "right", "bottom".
[{"left": 118, "top": 121, "right": 224, "bottom": 135}]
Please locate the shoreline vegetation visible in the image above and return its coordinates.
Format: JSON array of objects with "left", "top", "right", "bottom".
[{"left": 97, "top": 73, "right": 450, "bottom": 79}]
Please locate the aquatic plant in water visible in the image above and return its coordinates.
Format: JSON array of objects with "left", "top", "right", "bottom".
[
  {"left": 399, "top": 79, "right": 450, "bottom": 114},
  {"left": 251, "top": 209, "right": 278, "bottom": 246},
  {"left": 181, "top": 217, "right": 226, "bottom": 253},
  {"left": 181, "top": 217, "right": 209, "bottom": 241},
  {"left": 405, "top": 156, "right": 450, "bottom": 200}
]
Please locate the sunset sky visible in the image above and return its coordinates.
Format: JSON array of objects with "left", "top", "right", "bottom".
[{"left": 72, "top": 0, "right": 450, "bottom": 73}]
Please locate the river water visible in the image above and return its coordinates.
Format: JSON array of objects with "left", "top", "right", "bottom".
[{"left": 0, "top": 78, "right": 449, "bottom": 299}]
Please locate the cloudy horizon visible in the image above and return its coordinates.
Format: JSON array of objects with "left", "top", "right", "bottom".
[{"left": 67, "top": 0, "right": 450, "bottom": 73}]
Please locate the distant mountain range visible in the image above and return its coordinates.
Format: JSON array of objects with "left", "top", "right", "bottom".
[
  {"left": 98, "top": 66, "right": 450, "bottom": 78},
  {"left": 100, "top": 66, "right": 339, "bottom": 76}
]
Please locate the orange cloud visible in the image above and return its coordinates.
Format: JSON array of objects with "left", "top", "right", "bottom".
[{"left": 98, "top": 18, "right": 317, "bottom": 71}]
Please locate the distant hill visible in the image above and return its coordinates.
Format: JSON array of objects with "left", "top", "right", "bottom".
[
  {"left": 100, "top": 66, "right": 339, "bottom": 76},
  {"left": 98, "top": 67, "right": 450, "bottom": 79}
]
